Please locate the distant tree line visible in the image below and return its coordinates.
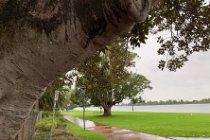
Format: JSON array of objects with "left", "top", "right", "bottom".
[{"left": 127, "top": 98, "right": 210, "bottom": 106}]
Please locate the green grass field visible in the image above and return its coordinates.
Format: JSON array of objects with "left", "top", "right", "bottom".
[{"left": 64, "top": 111, "right": 210, "bottom": 137}]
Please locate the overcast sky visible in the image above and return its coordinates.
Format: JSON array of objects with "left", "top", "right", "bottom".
[{"left": 132, "top": 34, "right": 210, "bottom": 101}]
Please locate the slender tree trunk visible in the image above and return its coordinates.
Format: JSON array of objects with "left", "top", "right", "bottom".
[
  {"left": 132, "top": 105, "right": 134, "bottom": 112},
  {"left": 103, "top": 106, "right": 112, "bottom": 117},
  {"left": 0, "top": 0, "right": 155, "bottom": 138}
]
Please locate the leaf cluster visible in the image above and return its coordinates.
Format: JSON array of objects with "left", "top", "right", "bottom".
[{"left": 128, "top": 0, "right": 210, "bottom": 71}]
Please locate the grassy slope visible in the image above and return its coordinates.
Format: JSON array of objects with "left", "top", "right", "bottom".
[{"left": 65, "top": 111, "right": 210, "bottom": 137}]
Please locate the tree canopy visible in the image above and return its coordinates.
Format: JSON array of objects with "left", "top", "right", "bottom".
[
  {"left": 71, "top": 40, "right": 151, "bottom": 116},
  {"left": 128, "top": 0, "right": 210, "bottom": 71}
]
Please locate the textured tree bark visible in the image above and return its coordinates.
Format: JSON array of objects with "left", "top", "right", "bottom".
[
  {"left": 103, "top": 106, "right": 112, "bottom": 117},
  {"left": 0, "top": 0, "right": 155, "bottom": 139},
  {"left": 15, "top": 112, "right": 38, "bottom": 140}
]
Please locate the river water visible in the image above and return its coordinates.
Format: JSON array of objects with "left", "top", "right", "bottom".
[{"left": 74, "top": 104, "right": 210, "bottom": 113}]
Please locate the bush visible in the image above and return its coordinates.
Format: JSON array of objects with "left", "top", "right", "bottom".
[
  {"left": 42, "top": 111, "right": 51, "bottom": 118},
  {"left": 36, "top": 112, "right": 66, "bottom": 131},
  {"left": 36, "top": 117, "right": 58, "bottom": 131}
]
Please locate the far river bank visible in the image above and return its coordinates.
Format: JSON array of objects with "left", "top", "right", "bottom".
[{"left": 74, "top": 103, "right": 210, "bottom": 113}]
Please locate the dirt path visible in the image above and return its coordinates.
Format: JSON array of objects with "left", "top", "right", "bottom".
[{"left": 63, "top": 115, "right": 173, "bottom": 140}]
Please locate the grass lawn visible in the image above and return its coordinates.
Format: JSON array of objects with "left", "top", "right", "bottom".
[
  {"left": 34, "top": 112, "right": 108, "bottom": 140},
  {"left": 64, "top": 110, "right": 210, "bottom": 137},
  {"left": 63, "top": 118, "right": 108, "bottom": 140}
]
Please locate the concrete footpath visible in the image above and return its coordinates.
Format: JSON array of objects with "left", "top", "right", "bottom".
[{"left": 64, "top": 115, "right": 173, "bottom": 140}]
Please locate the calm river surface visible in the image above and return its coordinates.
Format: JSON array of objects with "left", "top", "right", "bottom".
[{"left": 74, "top": 104, "right": 210, "bottom": 113}]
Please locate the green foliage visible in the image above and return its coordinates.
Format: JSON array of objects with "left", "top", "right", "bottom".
[
  {"left": 140, "top": 98, "right": 210, "bottom": 105},
  {"left": 38, "top": 76, "right": 72, "bottom": 111},
  {"left": 70, "top": 89, "right": 87, "bottom": 107},
  {"left": 35, "top": 111, "right": 108, "bottom": 140},
  {"left": 34, "top": 131, "right": 72, "bottom": 140},
  {"left": 130, "top": 96, "right": 145, "bottom": 104},
  {"left": 71, "top": 40, "right": 151, "bottom": 111},
  {"left": 42, "top": 111, "right": 52, "bottom": 118},
  {"left": 34, "top": 132, "right": 50, "bottom": 140},
  {"left": 68, "top": 111, "right": 210, "bottom": 137},
  {"left": 62, "top": 90, "right": 77, "bottom": 108},
  {"left": 36, "top": 117, "right": 58, "bottom": 131},
  {"left": 35, "top": 112, "right": 64, "bottom": 131},
  {"left": 35, "top": 112, "right": 71, "bottom": 140},
  {"left": 129, "top": 0, "right": 210, "bottom": 71}
]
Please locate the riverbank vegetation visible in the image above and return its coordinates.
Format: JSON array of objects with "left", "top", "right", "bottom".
[
  {"left": 65, "top": 111, "right": 210, "bottom": 137},
  {"left": 127, "top": 98, "right": 210, "bottom": 106}
]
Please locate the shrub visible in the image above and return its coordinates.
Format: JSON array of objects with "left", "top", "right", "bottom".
[{"left": 36, "top": 117, "right": 58, "bottom": 131}]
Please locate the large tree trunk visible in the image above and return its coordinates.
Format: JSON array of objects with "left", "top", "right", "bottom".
[
  {"left": 16, "top": 112, "right": 38, "bottom": 140},
  {"left": 0, "top": 0, "right": 155, "bottom": 139},
  {"left": 103, "top": 106, "right": 112, "bottom": 117}
]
